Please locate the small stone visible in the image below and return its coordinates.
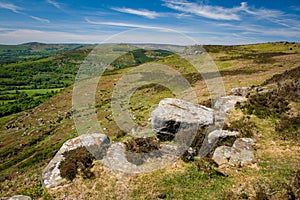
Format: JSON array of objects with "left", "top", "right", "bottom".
[
  {"left": 212, "top": 138, "right": 255, "bottom": 167},
  {"left": 157, "top": 193, "right": 167, "bottom": 199}
]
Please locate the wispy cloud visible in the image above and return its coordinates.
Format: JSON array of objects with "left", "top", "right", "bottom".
[
  {"left": 46, "top": 0, "right": 61, "bottom": 9},
  {"left": 86, "top": 18, "right": 163, "bottom": 29},
  {"left": 163, "top": 0, "right": 243, "bottom": 20},
  {"left": 30, "top": 16, "right": 50, "bottom": 23},
  {"left": 163, "top": 1, "right": 283, "bottom": 21},
  {"left": 240, "top": 2, "right": 283, "bottom": 18},
  {"left": 0, "top": 1, "right": 22, "bottom": 13},
  {"left": 0, "top": 1, "right": 50, "bottom": 23},
  {"left": 215, "top": 22, "right": 300, "bottom": 38},
  {"left": 290, "top": 6, "right": 300, "bottom": 11},
  {"left": 111, "top": 7, "right": 161, "bottom": 19}
]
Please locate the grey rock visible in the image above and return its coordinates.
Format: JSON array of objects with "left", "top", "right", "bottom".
[
  {"left": 207, "top": 130, "right": 240, "bottom": 144},
  {"left": 151, "top": 98, "right": 214, "bottom": 141},
  {"left": 103, "top": 142, "right": 180, "bottom": 174},
  {"left": 198, "top": 95, "right": 245, "bottom": 157},
  {"left": 214, "top": 95, "right": 247, "bottom": 114},
  {"left": 42, "top": 133, "right": 110, "bottom": 189},
  {"left": 212, "top": 138, "right": 255, "bottom": 167},
  {"left": 7, "top": 195, "right": 31, "bottom": 200},
  {"left": 103, "top": 143, "right": 139, "bottom": 173},
  {"left": 230, "top": 87, "right": 251, "bottom": 96},
  {"left": 198, "top": 129, "right": 239, "bottom": 157}
]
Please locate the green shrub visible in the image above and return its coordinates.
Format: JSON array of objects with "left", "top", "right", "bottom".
[
  {"left": 19, "top": 182, "right": 51, "bottom": 199},
  {"left": 193, "top": 158, "right": 219, "bottom": 178},
  {"left": 240, "top": 81, "right": 300, "bottom": 118},
  {"left": 59, "top": 147, "right": 95, "bottom": 181},
  {"left": 275, "top": 115, "right": 300, "bottom": 143},
  {"left": 224, "top": 116, "right": 257, "bottom": 138}
]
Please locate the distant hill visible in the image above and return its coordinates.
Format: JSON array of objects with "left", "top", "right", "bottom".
[{"left": 0, "top": 42, "right": 93, "bottom": 64}]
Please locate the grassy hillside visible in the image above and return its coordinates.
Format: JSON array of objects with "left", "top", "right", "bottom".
[
  {"left": 0, "top": 45, "right": 172, "bottom": 117},
  {"left": 0, "top": 42, "right": 92, "bottom": 64},
  {"left": 0, "top": 42, "right": 299, "bottom": 199}
]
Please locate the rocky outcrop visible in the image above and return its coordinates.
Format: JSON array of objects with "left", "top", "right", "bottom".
[
  {"left": 212, "top": 138, "right": 255, "bottom": 167},
  {"left": 42, "top": 133, "right": 110, "bottom": 189},
  {"left": 42, "top": 94, "right": 254, "bottom": 188},
  {"left": 151, "top": 98, "right": 214, "bottom": 141},
  {"left": 150, "top": 97, "right": 249, "bottom": 158}
]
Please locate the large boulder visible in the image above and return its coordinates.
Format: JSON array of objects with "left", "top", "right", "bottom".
[
  {"left": 42, "top": 133, "right": 110, "bottom": 189},
  {"left": 212, "top": 138, "right": 255, "bottom": 167},
  {"left": 151, "top": 98, "right": 214, "bottom": 141}
]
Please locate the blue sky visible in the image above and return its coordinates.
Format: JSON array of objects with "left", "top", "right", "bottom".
[{"left": 0, "top": 0, "right": 299, "bottom": 44}]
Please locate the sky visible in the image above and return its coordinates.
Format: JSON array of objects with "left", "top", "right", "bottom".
[{"left": 0, "top": 0, "right": 299, "bottom": 45}]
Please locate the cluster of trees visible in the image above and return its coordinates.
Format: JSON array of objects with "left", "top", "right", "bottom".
[
  {"left": 0, "top": 48, "right": 92, "bottom": 116},
  {"left": 111, "top": 49, "right": 172, "bottom": 70},
  {"left": 0, "top": 49, "right": 94, "bottom": 90}
]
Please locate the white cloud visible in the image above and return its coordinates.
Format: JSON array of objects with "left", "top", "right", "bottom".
[
  {"left": 47, "top": 0, "right": 61, "bottom": 9},
  {"left": 30, "top": 16, "right": 50, "bottom": 23},
  {"left": 215, "top": 22, "right": 300, "bottom": 39},
  {"left": 163, "top": 0, "right": 243, "bottom": 20},
  {"left": 163, "top": 1, "right": 284, "bottom": 21},
  {"left": 85, "top": 18, "right": 164, "bottom": 29},
  {"left": 243, "top": 7, "right": 282, "bottom": 18},
  {"left": 0, "top": 1, "right": 50, "bottom": 23},
  {"left": 111, "top": 7, "right": 160, "bottom": 19},
  {"left": 0, "top": 1, "right": 22, "bottom": 13}
]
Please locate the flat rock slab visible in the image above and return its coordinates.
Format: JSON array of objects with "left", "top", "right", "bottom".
[
  {"left": 151, "top": 98, "right": 214, "bottom": 141},
  {"left": 212, "top": 138, "right": 255, "bottom": 167},
  {"left": 103, "top": 142, "right": 180, "bottom": 174},
  {"left": 42, "top": 133, "right": 110, "bottom": 189}
]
